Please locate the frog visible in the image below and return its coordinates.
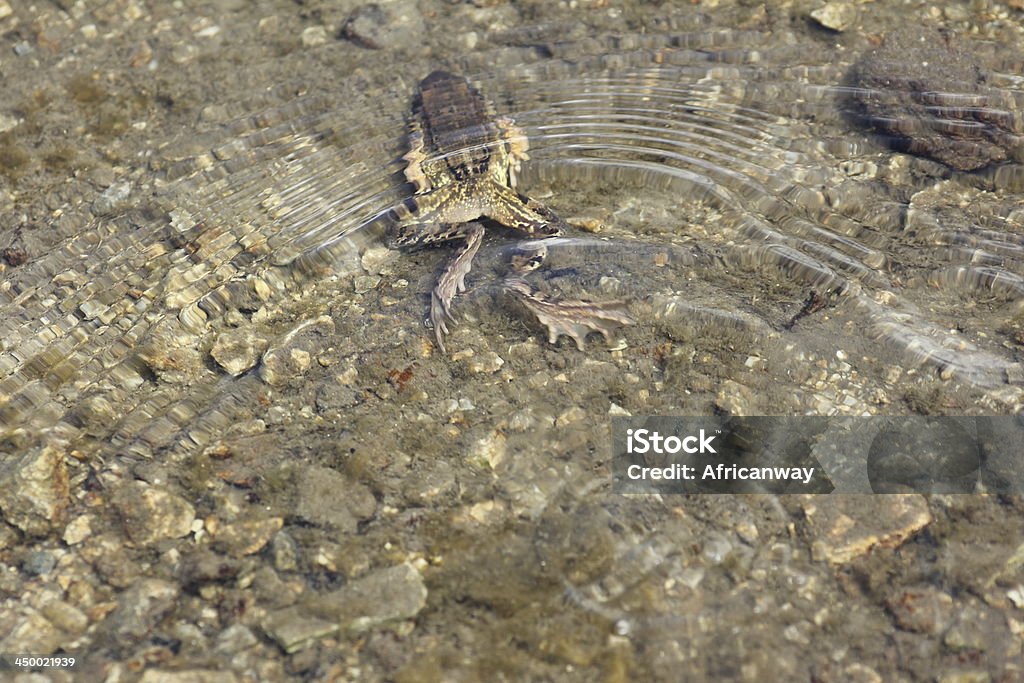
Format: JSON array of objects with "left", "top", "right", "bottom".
[{"left": 389, "top": 70, "right": 634, "bottom": 352}]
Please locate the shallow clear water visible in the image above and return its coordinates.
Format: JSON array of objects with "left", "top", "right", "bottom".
[{"left": 3, "top": 4, "right": 1024, "bottom": 680}]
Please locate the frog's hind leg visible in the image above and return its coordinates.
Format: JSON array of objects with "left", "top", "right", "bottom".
[
  {"left": 502, "top": 242, "right": 635, "bottom": 350},
  {"left": 430, "top": 222, "right": 484, "bottom": 353}
]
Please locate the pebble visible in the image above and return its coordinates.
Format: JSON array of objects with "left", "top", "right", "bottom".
[
  {"left": 467, "top": 431, "right": 506, "bottom": 470},
  {"left": 86, "top": 534, "right": 142, "bottom": 588},
  {"left": 294, "top": 466, "right": 376, "bottom": 532},
  {"left": 340, "top": 0, "right": 426, "bottom": 50},
  {"left": 810, "top": 2, "right": 856, "bottom": 32},
  {"left": 22, "top": 550, "right": 57, "bottom": 576},
  {"left": 129, "top": 40, "right": 154, "bottom": 68},
  {"left": 290, "top": 348, "right": 311, "bottom": 372},
  {"left": 214, "top": 624, "right": 259, "bottom": 654},
  {"left": 138, "top": 333, "right": 206, "bottom": 385},
  {"left": 263, "top": 604, "right": 338, "bottom": 653},
  {"left": 41, "top": 600, "right": 89, "bottom": 635},
  {"left": 936, "top": 673, "right": 991, "bottom": 683},
  {"left": 353, "top": 274, "right": 380, "bottom": 293},
  {"left": 0, "top": 609, "right": 63, "bottom": 655},
  {"left": 0, "top": 444, "right": 69, "bottom": 536},
  {"left": 112, "top": 482, "right": 196, "bottom": 545},
  {"left": 91, "top": 181, "right": 132, "bottom": 216},
  {"left": 701, "top": 533, "right": 734, "bottom": 565},
  {"left": 360, "top": 245, "right": 392, "bottom": 273},
  {"left": 271, "top": 531, "right": 300, "bottom": 572},
  {"left": 211, "top": 516, "right": 283, "bottom": 557},
  {"left": 608, "top": 402, "right": 631, "bottom": 416},
  {"left": 718, "top": 372, "right": 756, "bottom": 406},
  {"left": 0, "top": 112, "right": 20, "bottom": 133},
  {"left": 508, "top": 409, "right": 536, "bottom": 432},
  {"left": 803, "top": 495, "right": 931, "bottom": 565},
  {"left": 943, "top": 604, "right": 992, "bottom": 652},
  {"left": 466, "top": 351, "right": 504, "bottom": 374},
  {"left": 301, "top": 25, "right": 328, "bottom": 48},
  {"left": 105, "top": 578, "right": 180, "bottom": 644},
  {"left": 555, "top": 405, "right": 586, "bottom": 426},
  {"left": 308, "top": 562, "right": 427, "bottom": 633},
  {"left": 172, "top": 622, "right": 208, "bottom": 652},
  {"left": 195, "top": 24, "right": 222, "bottom": 39},
  {"left": 211, "top": 327, "right": 269, "bottom": 376},
  {"left": 401, "top": 460, "right": 457, "bottom": 505},
  {"left": 259, "top": 316, "right": 335, "bottom": 384},
  {"left": 179, "top": 550, "right": 242, "bottom": 589},
  {"left": 886, "top": 586, "right": 953, "bottom": 635}
]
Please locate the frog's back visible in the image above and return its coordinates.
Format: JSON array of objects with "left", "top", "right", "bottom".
[{"left": 414, "top": 70, "right": 497, "bottom": 180}]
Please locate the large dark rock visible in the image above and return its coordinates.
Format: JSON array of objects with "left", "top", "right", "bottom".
[{"left": 846, "top": 28, "right": 1022, "bottom": 171}]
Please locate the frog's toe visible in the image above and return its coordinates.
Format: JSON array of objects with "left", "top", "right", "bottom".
[
  {"left": 504, "top": 277, "right": 635, "bottom": 350},
  {"left": 429, "top": 290, "right": 456, "bottom": 353}
]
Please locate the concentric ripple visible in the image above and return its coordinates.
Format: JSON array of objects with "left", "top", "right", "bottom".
[{"left": 2, "top": 26, "right": 1023, "bottom": 457}]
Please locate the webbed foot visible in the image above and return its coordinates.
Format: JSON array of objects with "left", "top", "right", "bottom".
[{"left": 504, "top": 276, "right": 635, "bottom": 350}]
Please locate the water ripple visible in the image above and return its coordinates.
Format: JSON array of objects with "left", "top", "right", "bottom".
[{"left": 2, "top": 27, "right": 1023, "bottom": 454}]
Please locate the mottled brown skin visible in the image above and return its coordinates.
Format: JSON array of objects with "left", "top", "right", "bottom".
[{"left": 390, "top": 71, "right": 633, "bottom": 352}]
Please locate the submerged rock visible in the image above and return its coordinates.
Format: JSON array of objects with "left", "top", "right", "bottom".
[
  {"left": 846, "top": 28, "right": 1022, "bottom": 171},
  {"left": 0, "top": 444, "right": 69, "bottom": 536},
  {"left": 105, "top": 578, "right": 180, "bottom": 644},
  {"left": 112, "top": 481, "right": 196, "bottom": 545},
  {"left": 308, "top": 562, "right": 427, "bottom": 633}
]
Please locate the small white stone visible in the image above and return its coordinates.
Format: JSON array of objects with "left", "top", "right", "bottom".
[
  {"left": 195, "top": 25, "right": 221, "bottom": 38},
  {"left": 361, "top": 245, "right": 392, "bottom": 274},
  {"left": 556, "top": 406, "right": 586, "bottom": 426},
  {"left": 466, "top": 352, "right": 504, "bottom": 374},
  {"left": 608, "top": 402, "right": 631, "bottom": 416},
  {"left": 63, "top": 516, "right": 92, "bottom": 545},
  {"left": 0, "top": 113, "right": 20, "bottom": 134},
  {"left": 290, "top": 348, "right": 311, "bottom": 372},
  {"left": 302, "top": 25, "right": 329, "bottom": 47},
  {"left": 468, "top": 432, "right": 506, "bottom": 470},
  {"left": 810, "top": 2, "right": 856, "bottom": 31},
  {"left": 336, "top": 366, "right": 358, "bottom": 385}
]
